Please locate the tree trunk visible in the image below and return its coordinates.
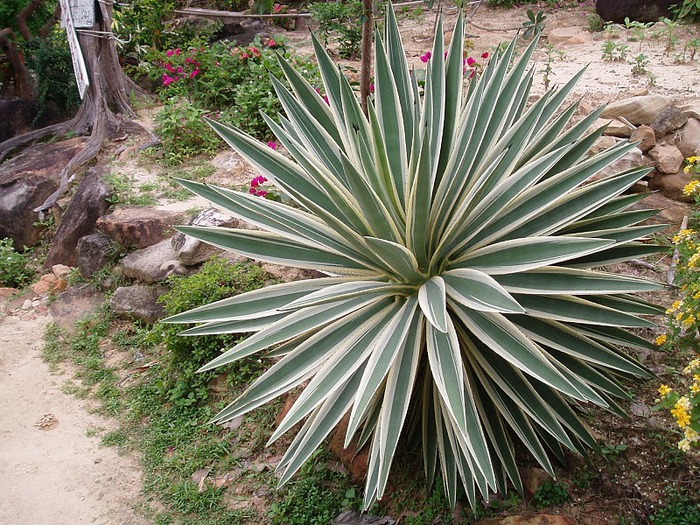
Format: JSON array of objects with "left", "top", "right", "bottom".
[
  {"left": 0, "top": 28, "right": 35, "bottom": 99},
  {"left": 360, "top": 0, "right": 374, "bottom": 115},
  {"left": 0, "top": 0, "right": 151, "bottom": 212}
]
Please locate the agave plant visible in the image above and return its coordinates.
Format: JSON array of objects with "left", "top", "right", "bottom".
[{"left": 165, "top": 5, "right": 665, "bottom": 509}]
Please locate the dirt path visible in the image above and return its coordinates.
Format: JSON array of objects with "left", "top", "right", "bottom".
[{"left": 0, "top": 310, "right": 148, "bottom": 525}]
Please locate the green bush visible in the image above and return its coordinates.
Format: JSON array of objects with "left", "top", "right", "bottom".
[
  {"left": 487, "top": 0, "right": 538, "bottom": 7},
  {"left": 309, "top": 0, "right": 364, "bottom": 59},
  {"left": 150, "top": 37, "right": 321, "bottom": 161},
  {"left": 153, "top": 258, "right": 271, "bottom": 405},
  {"left": 0, "top": 238, "right": 35, "bottom": 288}
]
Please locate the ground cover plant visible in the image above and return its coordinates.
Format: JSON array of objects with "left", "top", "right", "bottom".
[{"left": 167, "top": 3, "right": 668, "bottom": 510}]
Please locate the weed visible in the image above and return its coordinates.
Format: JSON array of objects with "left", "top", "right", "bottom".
[
  {"left": 630, "top": 53, "right": 651, "bottom": 75},
  {"left": 104, "top": 171, "right": 158, "bottom": 207},
  {"left": 587, "top": 13, "right": 604, "bottom": 32},
  {"left": 649, "top": 488, "right": 700, "bottom": 524},
  {"left": 0, "top": 238, "right": 35, "bottom": 288},
  {"left": 309, "top": 0, "right": 364, "bottom": 59},
  {"left": 522, "top": 9, "right": 547, "bottom": 39},
  {"left": 602, "top": 41, "right": 629, "bottom": 61},
  {"left": 532, "top": 481, "right": 570, "bottom": 508},
  {"left": 601, "top": 443, "right": 629, "bottom": 459}
]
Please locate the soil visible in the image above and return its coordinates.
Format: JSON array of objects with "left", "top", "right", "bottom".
[{"left": 1, "top": 2, "right": 700, "bottom": 524}]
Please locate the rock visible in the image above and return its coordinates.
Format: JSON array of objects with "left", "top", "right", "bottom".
[
  {"left": 589, "top": 148, "right": 647, "bottom": 183},
  {"left": 631, "top": 192, "right": 691, "bottom": 233},
  {"left": 676, "top": 118, "right": 700, "bottom": 158},
  {"left": 596, "top": 0, "right": 675, "bottom": 23},
  {"left": 333, "top": 510, "right": 396, "bottom": 524},
  {"left": 51, "top": 264, "right": 73, "bottom": 279},
  {"left": 262, "top": 263, "right": 323, "bottom": 283},
  {"left": 0, "top": 287, "right": 19, "bottom": 299},
  {"left": 96, "top": 207, "right": 185, "bottom": 250},
  {"left": 171, "top": 208, "right": 239, "bottom": 266},
  {"left": 520, "top": 467, "right": 553, "bottom": 500},
  {"left": 597, "top": 118, "right": 632, "bottom": 138},
  {"left": 49, "top": 285, "right": 106, "bottom": 336},
  {"left": 648, "top": 144, "right": 684, "bottom": 174},
  {"left": 76, "top": 233, "right": 119, "bottom": 279},
  {"left": 329, "top": 414, "right": 369, "bottom": 485},
  {"left": 476, "top": 514, "right": 576, "bottom": 525},
  {"left": 44, "top": 167, "right": 112, "bottom": 268},
  {"left": 679, "top": 99, "right": 700, "bottom": 119},
  {"left": 0, "top": 138, "right": 86, "bottom": 248},
  {"left": 649, "top": 170, "right": 694, "bottom": 202},
  {"left": 652, "top": 107, "right": 689, "bottom": 138},
  {"left": 30, "top": 273, "right": 68, "bottom": 295},
  {"left": 547, "top": 27, "right": 591, "bottom": 46},
  {"left": 588, "top": 136, "right": 618, "bottom": 156},
  {"left": 601, "top": 95, "right": 670, "bottom": 126},
  {"left": 119, "top": 239, "right": 189, "bottom": 283},
  {"left": 109, "top": 285, "right": 166, "bottom": 324},
  {"left": 630, "top": 125, "right": 656, "bottom": 153}
]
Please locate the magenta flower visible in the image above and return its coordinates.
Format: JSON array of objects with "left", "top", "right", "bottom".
[
  {"left": 466, "top": 57, "right": 476, "bottom": 67},
  {"left": 481, "top": 51, "right": 489, "bottom": 59},
  {"left": 267, "top": 141, "right": 279, "bottom": 150},
  {"left": 162, "top": 74, "right": 176, "bottom": 86},
  {"left": 420, "top": 51, "right": 432, "bottom": 63}
]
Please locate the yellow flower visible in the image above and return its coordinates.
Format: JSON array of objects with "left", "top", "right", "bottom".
[
  {"left": 681, "top": 315, "right": 697, "bottom": 329},
  {"left": 671, "top": 396, "right": 692, "bottom": 428},
  {"left": 656, "top": 334, "right": 668, "bottom": 346},
  {"left": 684, "top": 358, "right": 700, "bottom": 374},
  {"left": 684, "top": 179, "right": 700, "bottom": 194},
  {"left": 688, "top": 156, "right": 700, "bottom": 164},
  {"left": 659, "top": 384, "right": 672, "bottom": 396}
]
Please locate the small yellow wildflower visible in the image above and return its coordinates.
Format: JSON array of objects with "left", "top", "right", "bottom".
[
  {"left": 667, "top": 300, "right": 684, "bottom": 314},
  {"left": 688, "top": 156, "right": 700, "bottom": 164},
  {"left": 658, "top": 384, "right": 672, "bottom": 397},
  {"left": 656, "top": 334, "right": 668, "bottom": 346},
  {"left": 681, "top": 315, "right": 697, "bottom": 329},
  {"left": 679, "top": 439, "right": 691, "bottom": 452},
  {"left": 684, "top": 179, "right": 700, "bottom": 194},
  {"left": 684, "top": 358, "right": 700, "bottom": 374},
  {"left": 673, "top": 229, "right": 697, "bottom": 244},
  {"left": 671, "top": 396, "right": 692, "bottom": 428}
]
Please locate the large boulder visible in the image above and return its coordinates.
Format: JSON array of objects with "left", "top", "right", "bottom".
[
  {"left": 110, "top": 285, "right": 166, "bottom": 324},
  {"left": 44, "top": 167, "right": 111, "bottom": 268},
  {"left": 119, "top": 239, "right": 189, "bottom": 283},
  {"left": 601, "top": 95, "right": 670, "bottom": 126},
  {"left": 676, "top": 118, "right": 700, "bottom": 158},
  {"left": 0, "top": 138, "right": 86, "bottom": 248},
  {"left": 96, "top": 207, "right": 186, "bottom": 250},
  {"left": 596, "top": 0, "right": 675, "bottom": 23},
  {"left": 76, "top": 233, "right": 119, "bottom": 279}
]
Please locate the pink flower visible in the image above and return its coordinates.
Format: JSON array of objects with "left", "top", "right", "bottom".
[
  {"left": 369, "top": 83, "right": 375, "bottom": 94},
  {"left": 166, "top": 49, "right": 175, "bottom": 57},
  {"left": 249, "top": 187, "right": 257, "bottom": 194},
  {"left": 266, "top": 38, "right": 278, "bottom": 48},
  {"left": 189, "top": 69, "right": 200, "bottom": 78},
  {"left": 267, "top": 141, "right": 278, "bottom": 150},
  {"left": 481, "top": 51, "right": 489, "bottom": 59},
  {"left": 257, "top": 190, "right": 269, "bottom": 198},
  {"left": 162, "top": 74, "right": 176, "bottom": 86},
  {"left": 420, "top": 51, "right": 432, "bottom": 63},
  {"left": 466, "top": 57, "right": 476, "bottom": 67}
]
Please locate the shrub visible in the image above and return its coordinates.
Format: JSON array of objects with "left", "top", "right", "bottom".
[
  {"left": 656, "top": 158, "right": 700, "bottom": 452},
  {"left": 0, "top": 238, "right": 35, "bottom": 288},
  {"left": 309, "top": 0, "right": 364, "bottom": 59},
  {"left": 154, "top": 258, "right": 271, "bottom": 405},
  {"left": 168, "top": 6, "right": 664, "bottom": 510},
  {"left": 151, "top": 37, "right": 321, "bottom": 160}
]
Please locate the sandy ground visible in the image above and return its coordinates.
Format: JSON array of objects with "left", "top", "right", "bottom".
[{"left": 0, "top": 310, "right": 148, "bottom": 525}]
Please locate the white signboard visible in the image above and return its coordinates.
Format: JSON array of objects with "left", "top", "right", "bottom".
[
  {"left": 69, "top": 0, "right": 95, "bottom": 29},
  {"left": 59, "top": 0, "right": 90, "bottom": 99}
]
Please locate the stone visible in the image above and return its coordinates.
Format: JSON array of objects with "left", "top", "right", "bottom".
[
  {"left": 49, "top": 285, "right": 106, "bottom": 336},
  {"left": 119, "top": 239, "right": 189, "bottom": 283},
  {"left": 588, "top": 148, "right": 647, "bottom": 183},
  {"left": 30, "top": 273, "right": 68, "bottom": 295},
  {"left": 76, "top": 233, "right": 119, "bottom": 279},
  {"left": 597, "top": 118, "right": 632, "bottom": 138},
  {"left": 629, "top": 125, "right": 656, "bottom": 153},
  {"left": 109, "top": 285, "right": 166, "bottom": 324},
  {"left": 96, "top": 207, "right": 186, "bottom": 250},
  {"left": 520, "top": 467, "right": 553, "bottom": 500},
  {"left": 51, "top": 264, "right": 73, "bottom": 279},
  {"left": 171, "top": 208, "right": 239, "bottom": 266},
  {"left": 652, "top": 107, "right": 689, "bottom": 138},
  {"left": 600, "top": 95, "right": 670, "bottom": 126},
  {"left": 476, "top": 514, "right": 576, "bottom": 525},
  {"left": 679, "top": 99, "right": 700, "bottom": 119},
  {"left": 648, "top": 144, "right": 684, "bottom": 174},
  {"left": 676, "top": 118, "right": 700, "bottom": 158},
  {"left": 262, "top": 263, "right": 324, "bottom": 283},
  {"left": 547, "top": 27, "right": 591, "bottom": 46},
  {"left": 44, "top": 167, "right": 112, "bottom": 268},
  {"left": 0, "top": 138, "right": 86, "bottom": 248},
  {"left": 588, "top": 136, "right": 618, "bottom": 156},
  {"left": 596, "top": 0, "right": 675, "bottom": 23},
  {"left": 649, "top": 170, "right": 694, "bottom": 202},
  {"left": 631, "top": 192, "right": 691, "bottom": 234}
]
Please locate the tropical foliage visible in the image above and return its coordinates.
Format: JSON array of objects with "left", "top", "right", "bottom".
[{"left": 166, "top": 6, "right": 664, "bottom": 509}]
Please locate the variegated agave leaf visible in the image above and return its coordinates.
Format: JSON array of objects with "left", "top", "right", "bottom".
[{"left": 165, "top": 4, "right": 665, "bottom": 509}]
